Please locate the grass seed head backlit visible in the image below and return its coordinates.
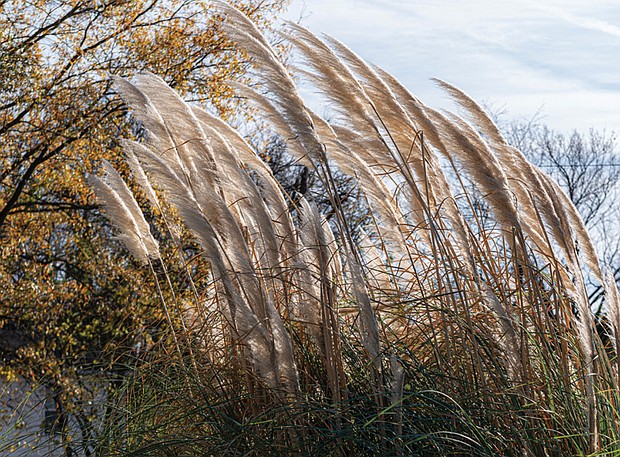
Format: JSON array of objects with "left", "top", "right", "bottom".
[{"left": 91, "top": 4, "right": 620, "bottom": 456}]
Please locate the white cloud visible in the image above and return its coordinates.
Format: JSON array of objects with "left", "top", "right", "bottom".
[{"left": 282, "top": 0, "right": 620, "bottom": 132}]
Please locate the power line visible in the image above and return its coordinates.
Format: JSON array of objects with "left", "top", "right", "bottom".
[{"left": 537, "top": 163, "right": 620, "bottom": 168}]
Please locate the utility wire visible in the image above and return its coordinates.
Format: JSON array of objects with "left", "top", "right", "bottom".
[{"left": 537, "top": 163, "right": 620, "bottom": 168}]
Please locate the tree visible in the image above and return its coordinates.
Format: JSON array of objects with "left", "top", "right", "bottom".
[
  {"left": 504, "top": 123, "right": 620, "bottom": 228},
  {"left": 501, "top": 118, "right": 620, "bottom": 309},
  {"left": 0, "top": 0, "right": 289, "bottom": 452}
]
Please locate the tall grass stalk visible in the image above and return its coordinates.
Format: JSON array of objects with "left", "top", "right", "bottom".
[{"left": 91, "top": 4, "right": 620, "bottom": 455}]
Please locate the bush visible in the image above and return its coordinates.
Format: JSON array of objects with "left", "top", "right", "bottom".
[{"left": 91, "top": 4, "right": 620, "bottom": 455}]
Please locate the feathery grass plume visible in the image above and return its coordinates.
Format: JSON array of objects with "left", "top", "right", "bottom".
[
  {"left": 190, "top": 105, "right": 299, "bottom": 258},
  {"left": 219, "top": 10, "right": 381, "bottom": 295},
  {"left": 88, "top": 161, "right": 160, "bottom": 264},
  {"left": 171, "top": 179, "right": 301, "bottom": 398},
  {"left": 353, "top": 231, "right": 399, "bottom": 308},
  {"left": 175, "top": 202, "right": 279, "bottom": 367},
  {"left": 123, "top": 140, "right": 161, "bottom": 210},
  {"left": 433, "top": 81, "right": 581, "bottom": 279},
  {"left": 191, "top": 112, "right": 282, "bottom": 269},
  {"left": 87, "top": 160, "right": 197, "bottom": 375},
  {"left": 217, "top": 4, "right": 367, "bottom": 266},
  {"left": 533, "top": 167, "right": 600, "bottom": 440},
  {"left": 189, "top": 104, "right": 318, "bottom": 346},
  {"left": 345, "top": 249, "right": 382, "bottom": 365},
  {"left": 130, "top": 73, "right": 219, "bottom": 190},
  {"left": 320, "top": 204, "right": 345, "bottom": 283},
  {"left": 297, "top": 198, "right": 346, "bottom": 401},
  {"left": 122, "top": 139, "right": 185, "bottom": 246},
  {"left": 296, "top": 198, "right": 338, "bottom": 289},
  {"left": 215, "top": 1, "right": 325, "bottom": 164},
  {"left": 425, "top": 108, "right": 522, "bottom": 235},
  {"left": 433, "top": 82, "right": 604, "bottom": 370},
  {"left": 479, "top": 282, "right": 522, "bottom": 378},
  {"left": 504, "top": 147, "right": 576, "bottom": 264},
  {"left": 322, "top": 36, "right": 423, "bottom": 151},
  {"left": 282, "top": 22, "right": 382, "bottom": 142},
  {"left": 606, "top": 271, "right": 620, "bottom": 380},
  {"left": 373, "top": 67, "right": 480, "bottom": 276},
  {"left": 446, "top": 112, "right": 553, "bottom": 258},
  {"left": 307, "top": 110, "right": 409, "bottom": 252},
  {"left": 112, "top": 76, "right": 193, "bottom": 185},
  {"left": 536, "top": 167, "right": 605, "bottom": 283},
  {"left": 327, "top": 122, "right": 423, "bottom": 224},
  {"left": 329, "top": 123, "right": 434, "bottom": 252},
  {"left": 116, "top": 81, "right": 255, "bottom": 296},
  {"left": 190, "top": 118, "right": 303, "bottom": 395},
  {"left": 432, "top": 79, "right": 506, "bottom": 148},
  {"left": 283, "top": 26, "right": 436, "bottom": 242},
  {"left": 227, "top": 81, "right": 314, "bottom": 168},
  {"left": 324, "top": 35, "right": 447, "bottom": 208},
  {"left": 381, "top": 67, "right": 601, "bottom": 440},
  {"left": 282, "top": 26, "right": 430, "bottom": 243}
]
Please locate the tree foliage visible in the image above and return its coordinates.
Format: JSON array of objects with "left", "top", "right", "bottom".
[{"left": 0, "top": 0, "right": 288, "bottom": 448}]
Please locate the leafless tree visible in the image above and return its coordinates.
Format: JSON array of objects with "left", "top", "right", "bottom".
[{"left": 501, "top": 117, "right": 620, "bottom": 310}]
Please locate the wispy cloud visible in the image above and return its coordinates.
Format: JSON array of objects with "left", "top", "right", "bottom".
[
  {"left": 529, "top": 1, "right": 620, "bottom": 38},
  {"left": 283, "top": 0, "right": 620, "bottom": 131}
]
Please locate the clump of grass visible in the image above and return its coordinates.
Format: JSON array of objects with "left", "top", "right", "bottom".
[{"left": 91, "top": 3, "right": 620, "bottom": 455}]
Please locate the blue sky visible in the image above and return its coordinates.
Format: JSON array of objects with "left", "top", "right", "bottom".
[{"left": 282, "top": 0, "right": 620, "bottom": 132}]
